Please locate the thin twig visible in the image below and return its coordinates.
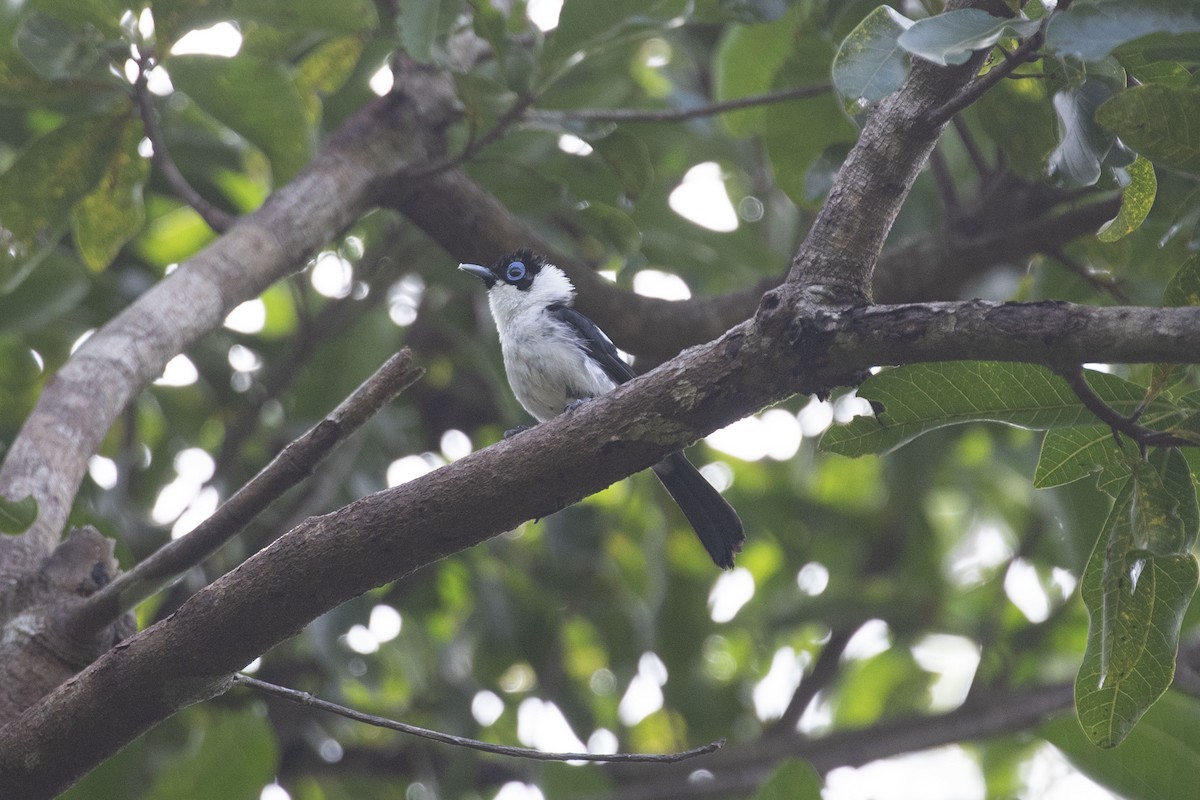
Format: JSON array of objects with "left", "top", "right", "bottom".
[
  {"left": 233, "top": 674, "right": 723, "bottom": 763},
  {"left": 1054, "top": 365, "right": 1194, "bottom": 452},
  {"left": 927, "top": 24, "right": 1048, "bottom": 127},
  {"left": 769, "top": 626, "right": 854, "bottom": 736},
  {"left": 1048, "top": 248, "right": 1131, "bottom": 304},
  {"left": 409, "top": 90, "right": 540, "bottom": 179},
  {"left": 950, "top": 116, "right": 993, "bottom": 182},
  {"left": 69, "top": 350, "right": 425, "bottom": 637},
  {"left": 133, "top": 55, "right": 236, "bottom": 233},
  {"left": 526, "top": 83, "right": 832, "bottom": 125},
  {"left": 927, "top": 148, "right": 960, "bottom": 214}
]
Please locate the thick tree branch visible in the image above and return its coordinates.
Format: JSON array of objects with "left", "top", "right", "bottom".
[
  {"left": 235, "top": 674, "right": 722, "bottom": 763},
  {"left": 387, "top": 167, "right": 1116, "bottom": 364},
  {"left": 68, "top": 351, "right": 424, "bottom": 637},
  {"left": 4, "top": 299, "right": 1200, "bottom": 796},
  {"left": 786, "top": 0, "right": 994, "bottom": 300},
  {"left": 0, "top": 65, "right": 459, "bottom": 585}
]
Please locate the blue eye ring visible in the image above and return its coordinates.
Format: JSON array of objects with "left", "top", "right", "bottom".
[{"left": 506, "top": 261, "right": 526, "bottom": 281}]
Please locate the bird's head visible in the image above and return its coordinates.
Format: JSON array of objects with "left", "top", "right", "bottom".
[{"left": 459, "top": 249, "right": 575, "bottom": 310}]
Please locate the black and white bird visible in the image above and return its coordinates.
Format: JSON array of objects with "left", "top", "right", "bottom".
[{"left": 460, "top": 249, "right": 744, "bottom": 569}]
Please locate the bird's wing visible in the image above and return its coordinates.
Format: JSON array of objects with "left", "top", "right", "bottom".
[{"left": 547, "top": 304, "right": 637, "bottom": 385}]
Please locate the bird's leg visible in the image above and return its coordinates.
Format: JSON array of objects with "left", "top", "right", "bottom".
[{"left": 563, "top": 398, "right": 590, "bottom": 414}]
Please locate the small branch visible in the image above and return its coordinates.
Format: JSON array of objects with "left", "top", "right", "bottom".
[
  {"left": 927, "top": 148, "right": 960, "bottom": 214},
  {"left": 950, "top": 116, "right": 993, "bottom": 182},
  {"left": 68, "top": 350, "right": 424, "bottom": 637},
  {"left": 233, "top": 674, "right": 723, "bottom": 764},
  {"left": 1048, "top": 248, "right": 1131, "bottom": 304},
  {"left": 1054, "top": 365, "right": 1194, "bottom": 451},
  {"left": 769, "top": 626, "right": 854, "bottom": 736},
  {"left": 409, "top": 89, "right": 540, "bottom": 179},
  {"left": 133, "top": 55, "right": 236, "bottom": 233},
  {"left": 525, "top": 83, "right": 832, "bottom": 125},
  {"left": 926, "top": 25, "right": 1047, "bottom": 127}
]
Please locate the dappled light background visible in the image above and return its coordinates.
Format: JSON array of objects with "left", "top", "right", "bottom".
[{"left": 3, "top": 0, "right": 1196, "bottom": 798}]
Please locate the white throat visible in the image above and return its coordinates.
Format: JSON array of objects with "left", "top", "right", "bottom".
[{"left": 487, "top": 263, "right": 575, "bottom": 331}]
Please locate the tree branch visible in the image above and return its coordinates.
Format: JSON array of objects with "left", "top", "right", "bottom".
[
  {"left": 927, "top": 24, "right": 1048, "bottom": 127},
  {"left": 1053, "top": 365, "right": 1194, "bottom": 451},
  {"left": 525, "top": 83, "right": 831, "bottom": 125},
  {"left": 68, "top": 350, "right": 424, "bottom": 637},
  {"left": 235, "top": 674, "right": 722, "bottom": 764},
  {"left": 786, "top": 0, "right": 994, "bottom": 300},
  {"left": 603, "top": 681, "right": 1075, "bottom": 800},
  {"left": 0, "top": 65, "right": 459, "bottom": 583},
  {"left": 5, "top": 299, "right": 1200, "bottom": 796},
  {"left": 133, "top": 56, "right": 236, "bottom": 233}
]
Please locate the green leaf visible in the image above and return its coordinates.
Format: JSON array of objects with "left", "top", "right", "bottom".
[
  {"left": 1045, "top": 692, "right": 1200, "bottom": 800},
  {"left": 166, "top": 54, "right": 314, "bottom": 184},
  {"left": 763, "top": 36, "right": 858, "bottom": 207},
  {"left": 1045, "top": 0, "right": 1200, "bottom": 63},
  {"left": 395, "top": 0, "right": 461, "bottom": 64},
  {"left": 70, "top": 117, "right": 150, "bottom": 270},
  {"left": 0, "top": 494, "right": 38, "bottom": 534},
  {"left": 31, "top": 0, "right": 129, "bottom": 38},
  {"left": 232, "top": 0, "right": 377, "bottom": 34},
  {"left": 545, "top": 0, "right": 687, "bottom": 68},
  {"left": 1164, "top": 254, "right": 1200, "bottom": 307},
  {"left": 148, "top": 0, "right": 235, "bottom": 49},
  {"left": 820, "top": 363, "right": 1149, "bottom": 458},
  {"left": 0, "top": 249, "right": 89, "bottom": 331},
  {"left": 133, "top": 203, "right": 216, "bottom": 266},
  {"left": 712, "top": 6, "right": 799, "bottom": 137},
  {"left": 1075, "top": 455, "right": 1199, "bottom": 747},
  {"left": 146, "top": 709, "right": 278, "bottom": 799},
  {"left": 1035, "top": 426, "right": 1132, "bottom": 492},
  {"left": 974, "top": 74, "right": 1057, "bottom": 180},
  {"left": 718, "top": 0, "right": 796, "bottom": 25},
  {"left": 752, "top": 759, "right": 823, "bottom": 800},
  {"left": 0, "top": 109, "right": 127, "bottom": 290},
  {"left": 1097, "top": 156, "right": 1157, "bottom": 242},
  {"left": 1048, "top": 79, "right": 1118, "bottom": 188},
  {"left": 0, "top": 334, "right": 42, "bottom": 389},
  {"left": 832, "top": 5, "right": 913, "bottom": 113},
  {"left": 294, "top": 35, "right": 365, "bottom": 122},
  {"left": 589, "top": 130, "right": 653, "bottom": 201},
  {"left": 15, "top": 11, "right": 116, "bottom": 81},
  {"left": 897, "top": 8, "right": 1039, "bottom": 67},
  {"left": 1096, "top": 85, "right": 1200, "bottom": 177}
]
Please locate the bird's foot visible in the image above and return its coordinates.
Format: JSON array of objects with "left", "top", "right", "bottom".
[
  {"left": 503, "top": 425, "right": 531, "bottom": 439},
  {"left": 563, "top": 398, "right": 590, "bottom": 414}
]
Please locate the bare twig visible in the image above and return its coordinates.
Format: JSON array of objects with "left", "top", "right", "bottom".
[
  {"left": 927, "top": 25, "right": 1048, "bottom": 126},
  {"left": 525, "top": 83, "right": 832, "bottom": 125},
  {"left": 769, "top": 626, "right": 855, "bottom": 736},
  {"left": 409, "top": 90, "right": 540, "bottom": 179},
  {"left": 68, "top": 350, "right": 424, "bottom": 637},
  {"left": 1054, "top": 365, "right": 1194, "bottom": 452},
  {"left": 233, "top": 674, "right": 723, "bottom": 763},
  {"left": 1048, "top": 248, "right": 1131, "bottom": 304},
  {"left": 133, "top": 55, "right": 236, "bottom": 233},
  {"left": 950, "top": 116, "right": 993, "bottom": 182}
]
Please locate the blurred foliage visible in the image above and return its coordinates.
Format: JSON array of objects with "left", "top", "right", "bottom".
[{"left": 0, "top": 0, "right": 1198, "bottom": 798}]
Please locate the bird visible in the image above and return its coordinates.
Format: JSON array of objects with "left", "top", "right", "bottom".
[{"left": 459, "top": 248, "right": 744, "bottom": 569}]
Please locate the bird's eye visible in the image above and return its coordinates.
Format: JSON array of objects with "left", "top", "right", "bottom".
[{"left": 506, "top": 261, "right": 526, "bottom": 281}]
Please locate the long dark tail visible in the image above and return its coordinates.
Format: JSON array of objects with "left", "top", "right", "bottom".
[{"left": 651, "top": 452, "right": 745, "bottom": 569}]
